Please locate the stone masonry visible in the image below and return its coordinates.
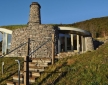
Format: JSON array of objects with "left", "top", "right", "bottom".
[
  {"left": 10, "top": 25, "right": 58, "bottom": 57},
  {"left": 9, "top": 2, "right": 94, "bottom": 57},
  {"left": 28, "top": 2, "right": 41, "bottom": 25},
  {"left": 85, "top": 37, "right": 94, "bottom": 51},
  {"left": 9, "top": 2, "right": 58, "bottom": 57}
]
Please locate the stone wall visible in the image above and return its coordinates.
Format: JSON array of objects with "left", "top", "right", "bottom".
[
  {"left": 8, "top": 2, "right": 94, "bottom": 57},
  {"left": 9, "top": 24, "right": 58, "bottom": 57},
  {"left": 28, "top": 2, "right": 41, "bottom": 25},
  {"left": 9, "top": 2, "right": 59, "bottom": 57},
  {"left": 85, "top": 37, "right": 94, "bottom": 51}
]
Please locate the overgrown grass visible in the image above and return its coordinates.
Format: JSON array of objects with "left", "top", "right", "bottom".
[
  {"left": 0, "top": 25, "right": 27, "bottom": 30},
  {"left": 33, "top": 42, "right": 108, "bottom": 85},
  {"left": 0, "top": 57, "right": 23, "bottom": 85},
  {"left": 1, "top": 43, "right": 108, "bottom": 85}
]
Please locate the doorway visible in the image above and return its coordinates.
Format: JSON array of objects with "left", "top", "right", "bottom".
[{"left": 58, "top": 33, "right": 71, "bottom": 53}]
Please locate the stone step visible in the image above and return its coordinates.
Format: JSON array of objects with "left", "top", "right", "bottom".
[
  {"left": 7, "top": 80, "right": 33, "bottom": 85},
  {"left": 7, "top": 80, "right": 25, "bottom": 85},
  {"left": 7, "top": 57, "right": 51, "bottom": 85},
  {"left": 14, "top": 77, "right": 37, "bottom": 84},
  {"left": 29, "top": 76, "right": 37, "bottom": 83},
  {"left": 13, "top": 80, "right": 24, "bottom": 84},
  {"left": 20, "top": 71, "right": 40, "bottom": 77},
  {"left": 29, "top": 66, "right": 44, "bottom": 72},
  {"left": 31, "top": 72, "right": 40, "bottom": 77},
  {"left": 57, "top": 52, "right": 75, "bottom": 58},
  {"left": 15, "top": 83, "right": 24, "bottom": 85},
  {"left": 13, "top": 75, "right": 23, "bottom": 83},
  {"left": 29, "top": 62, "right": 48, "bottom": 67},
  {"left": 32, "top": 57, "right": 51, "bottom": 63},
  {"left": 13, "top": 75, "right": 37, "bottom": 83},
  {"left": 7, "top": 81, "right": 15, "bottom": 85}
]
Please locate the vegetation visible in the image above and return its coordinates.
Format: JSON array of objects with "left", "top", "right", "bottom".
[
  {"left": 0, "top": 16, "right": 108, "bottom": 84},
  {"left": 0, "top": 25, "right": 27, "bottom": 30},
  {"left": 33, "top": 42, "right": 108, "bottom": 85},
  {"left": 0, "top": 57, "right": 23, "bottom": 85},
  {"left": 0, "top": 42, "right": 108, "bottom": 85},
  {"left": 1, "top": 16, "right": 108, "bottom": 38},
  {"left": 57, "top": 16, "right": 108, "bottom": 38}
]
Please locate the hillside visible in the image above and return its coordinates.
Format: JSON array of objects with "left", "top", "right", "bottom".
[
  {"left": 34, "top": 42, "right": 108, "bottom": 85},
  {"left": 58, "top": 16, "right": 108, "bottom": 38},
  {"left": 1, "top": 16, "right": 108, "bottom": 38},
  {"left": 0, "top": 42, "right": 108, "bottom": 85}
]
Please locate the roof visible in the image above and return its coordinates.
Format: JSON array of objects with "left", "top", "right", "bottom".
[
  {"left": 0, "top": 28, "right": 12, "bottom": 34},
  {"left": 58, "top": 27, "right": 91, "bottom": 36}
]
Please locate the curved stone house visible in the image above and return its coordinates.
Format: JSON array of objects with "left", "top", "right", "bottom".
[
  {"left": 0, "top": 2, "right": 94, "bottom": 57},
  {"left": 58, "top": 26, "right": 93, "bottom": 53}
]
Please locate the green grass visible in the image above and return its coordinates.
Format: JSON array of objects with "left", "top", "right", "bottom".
[
  {"left": 0, "top": 25, "right": 27, "bottom": 30},
  {"left": 0, "top": 57, "right": 23, "bottom": 85},
  {"left": 1, "top": 43, "right": 108, "bottom": 85},
  {"left": 33, "top": 43, "right": 108, "bottom": 85}
]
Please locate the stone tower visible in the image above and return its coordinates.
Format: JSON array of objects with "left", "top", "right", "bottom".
[{"left": 28, "top": 2, "right": 41, "bottom": 25}]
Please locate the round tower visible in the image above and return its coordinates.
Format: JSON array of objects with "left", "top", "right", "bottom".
[{"left": 28, "top": 2, "right": 41, "bottom": 25}]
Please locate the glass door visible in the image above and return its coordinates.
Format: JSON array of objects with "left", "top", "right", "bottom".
[{"left": 2, "top": 33, "right": 12, "bottom": 55}]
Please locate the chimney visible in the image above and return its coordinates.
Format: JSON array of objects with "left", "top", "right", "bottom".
[{"left": 28, "top": 2, "right": 41, "bottom": 25}]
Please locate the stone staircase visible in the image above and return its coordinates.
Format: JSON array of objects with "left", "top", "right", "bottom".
[
  {"left": 6, "top": 57, "right": 51, "bottom": 85},
  {"left": 6, "top": 52, "right": 77, "bottom": 85},
  {"left": 55, "top": 51, "right": 79, "bottom": 59}
]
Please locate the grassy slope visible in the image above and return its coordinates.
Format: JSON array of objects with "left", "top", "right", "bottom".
[
  {"left": 0, "top": 57, "right": 23, "bottom": 85},
  {"left": 57, "top": 16, "right": 108, "bottom": 38},
  {"left": 34, "top": 42, "right": 108, "bottom": 85},
  {"left": 0, "top": 42, "right": 108, "bottom": 85}
]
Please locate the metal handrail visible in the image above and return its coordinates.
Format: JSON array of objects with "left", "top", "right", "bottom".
[
  {"left": 0, "top": 36, "right": 52, "bottom": 58},
  {"left": 0, "top": 36, "right": 53, "bottom": 85},
  {"left": 0, "top": 42, "right": 28, "bottom": 58},
  {"left": 23, "top": 38, "right": 52, "bottom": 85},
  {"left": 28, "top": 38, "right": 51, "bottom": 57}
]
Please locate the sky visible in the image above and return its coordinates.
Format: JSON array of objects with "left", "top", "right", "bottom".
[{"left": 0, "top": 0, "right": 108, "bottom": 26}]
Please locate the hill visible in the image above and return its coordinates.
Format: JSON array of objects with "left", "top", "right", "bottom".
[
  {"left": 1, "top": 16, "right": 108, "bottom": 38},
  {"left": 58, "top": 16, "right": 108, "bottom": 38},
  {"left": 34, "top": 42, "right": 108, "bottom": 85},
  {"left": 0, "top": 42, "right": 108, "bottom": 84}
]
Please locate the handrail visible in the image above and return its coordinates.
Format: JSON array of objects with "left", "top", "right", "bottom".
[
  {"left": 23, "top": 38, "right": 52, "bottom": 84},
  {"left": 28, "top": 38, "right": 51, "bottom": 57},
  {"left": 0, "top": 41, "right": 28, "bottom": 58},
  {"left": 0, "top": 36, "right": 52, "bottom": 58}
]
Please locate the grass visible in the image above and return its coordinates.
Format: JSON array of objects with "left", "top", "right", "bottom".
[
  {"left": 0, "top": 25, "right": 27, "bottom": 30},
  {"left": 0, "top": 42, "right": 108, "bottom": 85},
  {"left": 33, "top": 42, "right": 108, "bottom": 85},
  {"left": 0, "top": 57, "right": 23, "bottom": 85}
]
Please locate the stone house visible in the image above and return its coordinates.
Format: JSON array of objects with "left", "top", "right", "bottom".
[{"left": 0, "top": 2, "right": 94, "bottom": 57}]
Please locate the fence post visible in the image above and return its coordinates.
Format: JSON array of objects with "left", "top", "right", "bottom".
[
  {"left": 24, "top": 38, "right": 30, "bottom": 85},
  {"left": 52, "top": 34, "right": 55, "bottom": 64},
  {"left": 2, "top": 62, "right": 4, "bottom": 75},
  {"left": 15, "top": 60, "right": 20, "bottom": 85}
]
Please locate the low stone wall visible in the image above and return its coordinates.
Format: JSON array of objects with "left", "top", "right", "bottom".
[
  {"left": 9, "top": 24, "right": 58, "bottom": 57},
  {"left": 85, "top": 37, "right": 94, "bottom": 51}
]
